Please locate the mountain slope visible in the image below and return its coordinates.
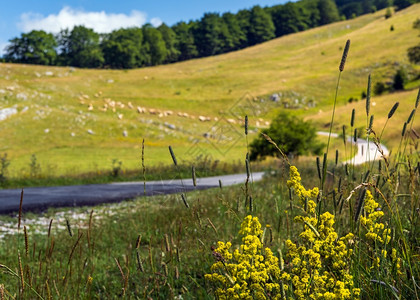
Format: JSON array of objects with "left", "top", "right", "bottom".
[{"left": 0, "top": 5, "right": 419, "bottom": 175}]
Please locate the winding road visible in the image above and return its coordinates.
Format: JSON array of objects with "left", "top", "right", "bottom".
[
  {"left": 0, "top": 133, "right": 388, "bottom": 214},
  {"left": 0, "top": 172, "right": 264, "bottom": 214}
]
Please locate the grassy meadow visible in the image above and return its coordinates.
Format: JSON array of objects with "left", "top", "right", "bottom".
[
  {"left": 0, "top": 5, "right": 419, "bottom": 181},
  {"left": 0, "top": 4, "right": 419, "bottom": 300}
]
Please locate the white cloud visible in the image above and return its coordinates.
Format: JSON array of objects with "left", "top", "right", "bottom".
[
  {"left": 150, "top": 17, "right": 163, "bottom": 27},
  {"left": 18, "top": 6, "right": 149, "bottom": 33}
]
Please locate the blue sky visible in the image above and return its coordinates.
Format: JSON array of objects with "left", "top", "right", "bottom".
[{"left": 0, "top": 0, "right": 289, "bottom": 56}]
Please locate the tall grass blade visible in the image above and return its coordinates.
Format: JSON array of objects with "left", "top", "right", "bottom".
[
  {"left": 366, "top": 74, "right": 371, "bottom": 117},
  {"left": 169, "top": 146, "right": 177, "bottom": 166},
  {"left": 354, "top": 188, "right": 367, "bottom": 222}
]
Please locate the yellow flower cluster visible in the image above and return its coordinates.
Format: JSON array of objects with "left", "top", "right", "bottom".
[
  {"left": 360, "top": 190, "right": 390, "bottom": 244},
  {"left": 285, "top": 166, "right": 360, "bottom": 299},
  {"left": 205, "top": 215, "right": 285, "bottom": 299},
  {"left": 287, "top": 166, "right": 319, "bottom": 213}
]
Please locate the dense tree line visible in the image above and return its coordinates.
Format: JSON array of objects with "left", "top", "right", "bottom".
[{"left": 3, "top": 0, "right": 418, "bottom": 68}]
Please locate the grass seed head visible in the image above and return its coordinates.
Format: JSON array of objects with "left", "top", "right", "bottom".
[
  {"left": 339, "top": 39, "right": 350, "bottom": 72},
  {"left": 388, "top": 102, "right": 399, "bottom": 119}
]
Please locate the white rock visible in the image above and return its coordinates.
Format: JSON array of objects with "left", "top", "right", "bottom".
[
  {"left": 0, "top": 107, "right": 18, "bottom": 121},
  {"left": 44, "top": 128, "right": 50, "bottom": 133},
  {"left": 87, "top": 129, "right": 94, "bottom": 135}
]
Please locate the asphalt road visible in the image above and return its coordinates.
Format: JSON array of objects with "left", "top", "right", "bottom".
[
  {"left": 344, "top": 137, "right": 389, "bottom": 165},
  {"left": 0, "top": 172, "right": 264, "bottom": 214}
]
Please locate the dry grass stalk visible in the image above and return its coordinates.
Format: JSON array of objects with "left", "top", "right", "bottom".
[
  {"left": 68, "top": 233, "right": 83, "bottom": 265},
  {"left": 135, "top": 234, "right": 142, "bottom": 249},
  {"left": 207, "top": 218, "right": 218, "bottom": 235},
  {"left": 261, "top": 133, "right": 290, "bottom": 164},
  {"left": 136, "top": 250, "right": 144, "bottom": 272},
  {"left": 45, "top": 280, "right": 51, "bottom": 300},
  {"left": 18, "top": 252, "right": 24, "bottom": 292},
  {"left": 114, "top": 257, "right": 125, "bottom": 280},
  {"left": 164, "top": 234, "right": 170, "bottom": 252},
  {"left": 23, "top": 226, "right": 29, "bottom": 257},
  {"left": 0, "top": 284, "right": 4, "bottom": 300}
]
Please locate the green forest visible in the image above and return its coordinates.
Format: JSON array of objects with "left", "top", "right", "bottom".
[{"left": 2, "top": 0, "right": 417, "bottom": 69}]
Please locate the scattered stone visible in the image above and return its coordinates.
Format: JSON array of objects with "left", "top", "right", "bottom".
[
  {"left": 164, "top": 122, "right": 176, "bottom": 130},
  {"left": 16, "top": 93, "right": 28, "bottom": 100},
  {"left": 21, "top": 106, "right": 29, "bottom": 113},
  {"left": 270, "top": 93, "right": 280, "bottom": 102},
  {"left": 0, "top": 107, "right": 18, "bottom": 121},
  {"left": 118, "top": 114, "right": 123, "bottom": 120},
  {"left": 6, "top": 86, "right": 15, "bottom": 91},
  {"left": 34, "top": 72, "right": 41, "bottom": 78},
  {"left": 45, "top": 71, "right": 53, "bottom": 76},
  {"left": 122, "top": 130, "right": 128, "bottom": 137},
  {"left": 70, "top": 132, "right": 75, "bottom": 137},
  {"left": 44, "top": 128, "right": 50, "bottom": 133},
  {"left": 107, "top": 79, "right": 114, "bottom": 84},
  {"left": 87, "top": 129, "right": 94, "bottom": 135}
]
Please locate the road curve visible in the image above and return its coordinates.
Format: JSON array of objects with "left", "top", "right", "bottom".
[
  {"left": 0, "top": 172, "right": 264, "bottom": 214},
  {"left": 317, "top": 132, "right": 389, "bottom": 165},
  {"left": 344, "top": 138, "right": 389, "bottom": 165}
]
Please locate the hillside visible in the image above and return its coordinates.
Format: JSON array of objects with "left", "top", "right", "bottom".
[{"left": 0, "top": 5, "right": 419, "bottom": 176}]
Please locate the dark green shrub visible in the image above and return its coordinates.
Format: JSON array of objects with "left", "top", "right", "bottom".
[
  {"left": 249, "top": 111, "right": 324, "bottom": 160},
  {"left": 374, "top": 82, "right": 387, "bottom": 95},
  {"left": 385, "top": 7, "right": 392, "bottom": 19},
  {"left": 392, "top": 68, "right": 408, "bottom": 90},
  {"left": 408, "top": 45, "right": 420, "bottom": 64}
]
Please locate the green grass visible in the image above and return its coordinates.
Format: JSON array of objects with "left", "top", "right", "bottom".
[
  {"left": 1, "top": 14, "right": 420, "bottom": 297},
  {"left": 0, "top": 5, "right": 419, "bottom": 177}
]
